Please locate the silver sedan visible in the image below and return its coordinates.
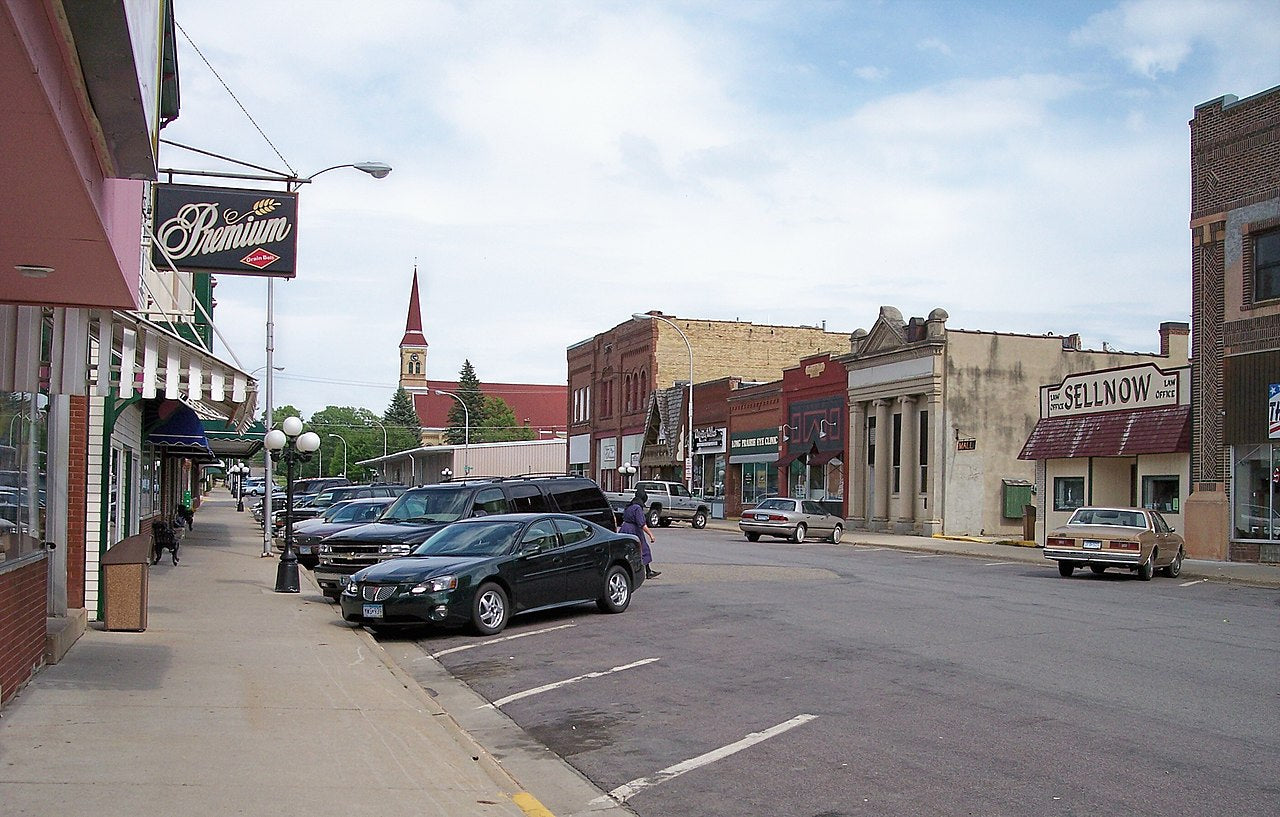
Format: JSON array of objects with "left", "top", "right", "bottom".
[{"left": 739, "top": 497, "right": 844, "bottom": 543}]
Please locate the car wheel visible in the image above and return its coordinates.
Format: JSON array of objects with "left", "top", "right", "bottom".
[
  {"left": 792, "top": 523, "right": 807, "bottom": 544},
  {"left": 597, "top": 565, "right": 632, "bottom": 613},
  {"left": 830, "top": 524, "right": 843, "bottom": 544},
  {"left": 471, "top": 583, "right": 510, "bottom": 635},
  {"left": 647, "top": 508, "right": 662, "bottom": 528},
  {"left": 1137, "top": 552, "right": 1155, "bottom": 581},
  {"left": 1090, "top": 565, "right": 1107, "bottom": 575},
  {"left": 1161, "top": 548, "right": 1184, "bottom": 578},
  {"left": 1058, "top": 561, "right": 1075, "bottom": 577},
  {"left": 745, "top": 532, "right": 760, "bottom": 542},
  {"left": 691, "top": 511, "right": 707, "bottom": 529}
]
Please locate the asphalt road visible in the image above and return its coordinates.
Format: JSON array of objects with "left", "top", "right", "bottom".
[{"left": 377, "top": 527, "right": 1280, "bottom": 817}]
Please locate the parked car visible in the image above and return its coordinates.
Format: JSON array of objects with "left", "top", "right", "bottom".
[
  {"left": 292, "top": 476, "right": 351, "bottom": 495},
  {"left": 270, "top": 483, "right": 406, "bottom": 534},
  {"left": 739, "top": 497, "right": 844, "bottom": 543},
  {"left": 240, "top": 478, "right": 267, "bottom": 496},
  {"left": 315, "top": 475, "right": 615, "bottom": 601},
  {"left": 281, "top": 497, "right": 397, "bottom": 569},
  {"left": 340, "top": 512, "right": 643, "bottom": 635},
  {"left": 1044, "top": 506, "right": 1185, "bottom": 580}
]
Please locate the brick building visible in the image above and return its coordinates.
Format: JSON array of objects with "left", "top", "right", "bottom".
[
  {"left": 1186, "top": 84, "right": 1280, "bottom": 562},
  {"left": 567, "top": 312, "right": 848, "bottom": 493}
]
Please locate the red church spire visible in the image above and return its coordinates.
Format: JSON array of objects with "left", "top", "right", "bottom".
[{"left": 400, "top": 265, "right": 428, "bottom": 348}]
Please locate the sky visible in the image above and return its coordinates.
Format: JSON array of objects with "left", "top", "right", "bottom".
[{"left": 159, "top": 0, "right": 1280, "bottom": 418}]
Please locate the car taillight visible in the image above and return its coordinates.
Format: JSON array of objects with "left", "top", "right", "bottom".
[
  {"left": 1047, "top": 537, "right": 1073, "bottom": 548},
  {"left": 768, "top": 514, "right": 787, "bottom": 521},
  {"left": 1109, "top": 540, "right": 1140, "bottom": 550}
]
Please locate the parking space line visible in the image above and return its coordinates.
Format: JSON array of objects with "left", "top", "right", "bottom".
[
  {"left": 853, "top": 546, "right": 885, "bottom": 552},
  {"left": 428, "top": 623, "right": 577, "bottom": 658},
  {"left": 984, "top": 561, "right": 1014, "bottom": 566},
  {"left": 1180, "top": 579, "right": 1207, "bottom": 587},
  {"left": 481, "top": 657, "right": 661, "bottom": 709},
  {"left": 599, "top": 714, "right": 818, "bottom": 804},
  {"left": 910, "top": 554, "right": 942, "bottom": 559}
]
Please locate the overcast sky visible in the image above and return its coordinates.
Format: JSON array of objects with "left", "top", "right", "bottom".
[{"left": 160, "top": 0, "right": 1280, "bottom": 418}]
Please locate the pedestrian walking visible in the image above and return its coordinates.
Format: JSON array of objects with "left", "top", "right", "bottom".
[{"left": 619, "top": 488, "right": 660, "bottom": 578}]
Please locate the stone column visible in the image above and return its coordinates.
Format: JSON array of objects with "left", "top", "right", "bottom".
[
  {"left": 921, "top": 391, "right": 944, "bottom": 536},
  {"left": 873, "top": 398, "right": 891, "bottom": 529},
  {"left": 849, "top": 400, "right": 867, "bottom": 525},
  {"left": 896, "top": 394, "right": 918, "bottom": 533}
]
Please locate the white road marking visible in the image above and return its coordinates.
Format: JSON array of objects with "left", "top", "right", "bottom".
[
  {"left": 984, "top": 561, "right": 1014, "bottom": 566},
  {"left": 481, "top": 657, "right": 660, "bottom": 709},
  {"left": 1179, "top": 579, "right": 1207, "bottom": 587},
  {"left": 428, "top": 623, "right": 577, "bottom": 658},
  {"left": 910, "top": 554, "right": 942, "bottom": 559},
  {"left": 853, "top": 547, "right": 885, "bottom": 552},
  {"left": 599, "top": 714, "right": 819, "bottom": 803}
]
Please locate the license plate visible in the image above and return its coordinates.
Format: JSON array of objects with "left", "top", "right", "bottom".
[
  {"left": 1083, "top": 539, "right": 1102, "bottom": 550},
  {"left": 363, "top": 603, "right": 384, "bottom": 618},
  {"left": 298, "top": 545, "right": 312, "bottom": 554},
  {"left": 755, "top": 513, "right": 769, "bottom": 521}
]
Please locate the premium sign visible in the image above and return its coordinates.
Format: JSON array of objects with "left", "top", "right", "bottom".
[
  {"left": 1044, "top": 364, "right": 1182, "bottom": 418},
  {"left": 693, "top": 426, "right": 726, "bottom": 454},
  {"left": 152, "top": 183, "right": 299, "bottom": 277}
]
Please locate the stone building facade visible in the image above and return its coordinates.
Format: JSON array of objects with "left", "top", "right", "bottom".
[
  {"left": 837, "top": 307, "right": 1188, "bottom": 538},
  {"left": 1187, "top": 84, "right": 1280, "bottom": 562}
]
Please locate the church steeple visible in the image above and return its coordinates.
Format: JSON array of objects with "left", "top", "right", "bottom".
[{"left": 399, "top": 266, "right": 429, "bottom": 391}]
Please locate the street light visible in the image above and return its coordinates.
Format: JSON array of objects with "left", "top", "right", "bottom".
[
  {"left": 328, "top": 433, "right": 348, "bottom": 476},
  {"left": 264, "top": 416, "right": 321, "bottom": 593},
  {"left": 618, "top": 462, "right": 637, "bottom": 491},
  {"left": 230, "top": 462, "right": 250, "bottom": 512},
  {"left": 257, "top": 160, "right": 391, "bottom": 558},
  {"left": 433, "top": 389, "right": 470, "bottom": 477},
  {"left": 441, "top": 467, "right": 453, "bottom": 482},
  {"left": 632, "top": 313, "right": 694, "bottom": 493}
]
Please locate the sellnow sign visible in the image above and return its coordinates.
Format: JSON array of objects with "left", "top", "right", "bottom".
[
  {"left": 1043, "top": 363, "right": 1184, "bottom": 418},
  {"left": 152, "top": 183, "right": 299, "bottom": 277}
]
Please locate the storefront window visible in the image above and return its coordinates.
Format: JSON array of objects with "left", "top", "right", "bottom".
[
  {"left": 1141, "top": 475, "right": 1179, "bottom": 514},
  {"left": 740, "top": 463, "right": 777, "bottom": 505},
  {"left": 1054, "top": 477, "right": 1085, "bottom": 511},
  {"left": 1234, "top": 445, "right": 1278, "bottom": 541},
  {"left": 0, "top": 392, "right": 49, "bottom": 565},
  {"left": 139, "top": 451, "right": 161, "bottom": 521}
]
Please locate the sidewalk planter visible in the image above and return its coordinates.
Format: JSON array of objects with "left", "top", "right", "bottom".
[{"left": 102, "top": 533, "right": 150, "bottom": 632}]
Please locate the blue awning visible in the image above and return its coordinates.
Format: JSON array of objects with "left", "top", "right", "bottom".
[{"left": 144, "top": 399, "right": 216, "bottom": 461}]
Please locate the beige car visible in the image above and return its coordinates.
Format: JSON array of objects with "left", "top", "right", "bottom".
[{"left": 1044, "top": 506, "right": 1184, "bottom": 580}]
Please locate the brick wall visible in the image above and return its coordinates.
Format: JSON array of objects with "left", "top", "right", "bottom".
[
  {"left": 1191, "top": 86, "right": 1280, "bottom": 220},
  {"left": 0, "top": 557, "right": 49, "bottom": 708},
  {"left": 66, "top": 395, "right": 88, "bottom": 608}
]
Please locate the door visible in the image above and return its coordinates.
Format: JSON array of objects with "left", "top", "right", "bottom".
[
  {"left": 554, "top": 517, "right": 603, "bottom": 599},
  {"left": 511, "top": 519, "right": 567, "bottom": 610},
  {"left": 801, "top": 500, "right": 832, "bottom": 537}
]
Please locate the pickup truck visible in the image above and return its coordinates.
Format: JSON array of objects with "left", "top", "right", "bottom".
[{"left": 606, "top": 480, "right": 710, "bottom": 529}]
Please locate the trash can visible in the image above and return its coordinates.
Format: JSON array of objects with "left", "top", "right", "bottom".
[{"left": 102, "top": 532, "right": 151, "bottom": 631}]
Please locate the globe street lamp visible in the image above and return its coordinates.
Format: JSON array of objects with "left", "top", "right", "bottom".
[
  {"left": 231, "top": 462, "right": 250, "bottom": 512},
  {"left": 328, "top": 433, "right": 349, "bottom": 476},
  {"left": 618, "top": 462, "right": 637, "bottom": 492},
  {"left": 264, "top": 416, "right": 321, "bottom": 593},
  {"left": 632, "top": 313, "right": 695, "bottom": 493},
  {"left": 441, "top": 468, "right": 453, "bottom": 482},
  {"left": 433, "top": 389, "right": 470, "bottom": 477}
]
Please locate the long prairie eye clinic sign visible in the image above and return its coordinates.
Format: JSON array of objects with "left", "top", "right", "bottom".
[
  {"left": 152, "top": 183, "right": 299, "bottom": 277},
  {"left": 1043, "top": 363, "right": 1184, "bottom": 418}
]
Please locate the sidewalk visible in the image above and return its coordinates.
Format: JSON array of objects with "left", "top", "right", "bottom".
[
  {"left": 705, "top": 518, "right": 1280, "bottom": 587},
  {"left": 0, "top": 495, "right": 596, "bottom": 817}
]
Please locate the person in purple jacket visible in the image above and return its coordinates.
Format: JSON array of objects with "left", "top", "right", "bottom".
[{"left": 619, "top": 488, "right": 660, "bottom": 578}]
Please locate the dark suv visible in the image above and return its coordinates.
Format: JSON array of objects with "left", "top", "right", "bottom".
[
  {"left": 313, "top": 475, "right": 614, "bottom": 600},
  {"left": 271, "top": 484, "right": 407, "bottom": 539}
]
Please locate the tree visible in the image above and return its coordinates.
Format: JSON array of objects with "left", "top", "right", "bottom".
[
  {"left": 383, "top": 387, "right": 421, "bottom": 454},
  {"left": 444, "top": 360, "right": 485, "bottom": 445},
  {"left": 479, "top": 396, "right": 535, "bottom": 442}
]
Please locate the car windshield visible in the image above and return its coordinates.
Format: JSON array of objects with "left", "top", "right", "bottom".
[
  {"left": 755, "top": 498, "right": 794, "bottom": 511},
  {"left": 323, "top": 501, "right": 357, "bottom": 522},
  {"left": 1067, "top": 508, "right": 1146, "bottom": 528},
  {"left": 381, "top": 488, "right": 471, "bottom": 523},
  {"left": 412, "top": 521, "right": 523, "bottom": 557}
]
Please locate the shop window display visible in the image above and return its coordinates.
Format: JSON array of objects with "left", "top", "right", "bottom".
[
  {"left": 1053, "top": 477, "right": 1085, "bottom": 511},
  {"left": 0, "top": 392, "right": 49, "bottom": 565},
  {"left": 741, "top": 462, "right": 777, "bottom": 505},
  {"left": 1141, "top": 475, "right": 1180, "bottom": 514},
  {"left": 1234, "top": 445, "right": 1280, "bottom": 541}
]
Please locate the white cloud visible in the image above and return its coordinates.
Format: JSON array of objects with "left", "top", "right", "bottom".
[{"left": 916, "top": 37, "right": 952, "bottom": 57}]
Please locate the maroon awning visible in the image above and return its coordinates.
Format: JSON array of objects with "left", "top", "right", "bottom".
[{"left": 1018, "top": 405, "right": 1190, "bottom": 460}]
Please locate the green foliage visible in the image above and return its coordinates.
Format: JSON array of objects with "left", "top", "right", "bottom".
[
  {"left": 383, "top": 387, "right": 421, "bottom": 454},
  {"left": 444, "top": 360, "right": 485, "bottom": 445},
  {"left": 479, "top": 396, "right": 535, "bottom": 442}
]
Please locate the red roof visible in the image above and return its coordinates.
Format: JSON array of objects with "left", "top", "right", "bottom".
[
  {"left": 1018, "top": 405, "right": 1190, "bottom": 460},
  {"left": 412, "top": 380, "right": 567, "bottom": 431}
]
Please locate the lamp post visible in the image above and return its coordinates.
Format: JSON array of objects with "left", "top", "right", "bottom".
[
  {"left": 618, "top": 462, "right": 637, "bottom": 492},
  {"left": 263, "top": 416, "right": 321, "bottom": 593},
  {"left": 632, "top": 313, "right": 694, "bottom": 493},
  {"left": 231, "top": 462, "right": 250, "bottom": 512},
  {"left": 441, "top": 468, "right": 453, "bottom": 482},
  {"left": 434, "top": 389, "right": 470, "bottom": 477},
  {"left": 328, "top": 433, "right": 348, "bottom": 476}
]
